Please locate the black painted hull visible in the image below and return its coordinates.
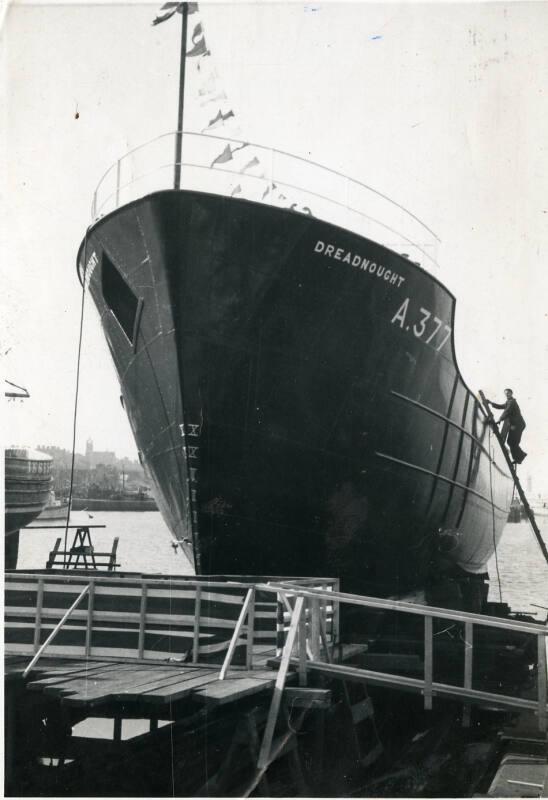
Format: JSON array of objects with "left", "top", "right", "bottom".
[
  {"left": 5, "top": 449, "right": 52, "bottom": 537},
  {"left": 78, "top": 190, "right": 513, "bottom": 597}
]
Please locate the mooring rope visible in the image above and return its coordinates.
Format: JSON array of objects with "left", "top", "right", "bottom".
[{"left": 64, "top": 229, "right": 91, "bottom": 563}]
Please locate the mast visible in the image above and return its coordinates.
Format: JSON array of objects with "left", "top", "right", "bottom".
[{"left": 174, "top": 2, "right": 189, "bottom": 190}]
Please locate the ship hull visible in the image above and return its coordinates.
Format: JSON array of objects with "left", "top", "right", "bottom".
[
  {"left": 5, "top": 449, "right": 52, "bottom": 536},
  {"left": 79, "top": 190, "right": 513, "bottom": 598}
]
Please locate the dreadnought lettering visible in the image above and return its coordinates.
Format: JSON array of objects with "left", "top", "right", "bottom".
[{"left": 314, "top": 239, "right": 405, "bottom": 288}]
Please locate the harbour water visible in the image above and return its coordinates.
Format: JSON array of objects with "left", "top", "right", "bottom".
[{"left": 17, "top": 511, "right": 548, "bottom": 620}]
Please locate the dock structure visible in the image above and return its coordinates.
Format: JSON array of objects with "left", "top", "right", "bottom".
[
  {"left": 4, "top": 570, "right": 547, "bottom": 796},
  {"left": 25, "top": 525, "right": 121, "bottom": 571}
]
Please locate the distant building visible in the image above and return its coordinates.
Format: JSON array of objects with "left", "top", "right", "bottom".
[
  {"left": 85, "top": 438, "right": 116, "bottom": 468},
  {"left": 37, "top": 439, "right": 148, "bottom": 495},
  {"left": 37, "top": 445, "right": 87, "bottom": 470}
]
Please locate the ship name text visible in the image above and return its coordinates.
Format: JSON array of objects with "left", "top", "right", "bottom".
[
  {"left": 314, "top": 240, "right": 405, "bottom": 287},
  {"left": 80, "top": 250, "right": 99, "bottom": 286},
  {"left": 86, "top": 251, "right": 99, "bottom": 272},
  {"left": 391, "top": 298, "right": 452, "bottom": 352}
]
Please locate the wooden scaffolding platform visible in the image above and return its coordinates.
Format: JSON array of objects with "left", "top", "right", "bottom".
[{"left": 5, "top": 570, "right": 547, "bottom": 796}]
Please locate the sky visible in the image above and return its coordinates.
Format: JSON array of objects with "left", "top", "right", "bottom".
[{"left": 2, "top": 1, "right": 548, "bottom": 493}]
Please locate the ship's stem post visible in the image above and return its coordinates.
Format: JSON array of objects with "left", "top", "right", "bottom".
[{"left": 174, "top": 2, "right": 189, "bottom": 190}]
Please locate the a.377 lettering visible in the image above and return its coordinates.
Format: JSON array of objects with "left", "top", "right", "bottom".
[{"left": 391, "top": 298, "right": 452, "bottom": 352}]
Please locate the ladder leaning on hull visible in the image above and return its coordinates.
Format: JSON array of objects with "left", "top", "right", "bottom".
[{"left": 479, "top": 389, "right": 548, "bottom": 567}]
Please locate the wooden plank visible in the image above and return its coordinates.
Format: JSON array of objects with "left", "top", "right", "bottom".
[
  {"left": 137, "top": 583, "right": 147, "bottom": 659},
  {"left": 141, "top": 671, "right": 223, "bottom": 704},
  {"left": 194, "top": 675, "right": 277, "bottom": 707},
  {"left": 192, "top": 586, "right": 201, "bottom": 663},
  {"left": 58, "top": 665, "right": 203, "bottom": 705},
  {"left": 106, "top": 665, "right": 211, "bottom": 694},
  {"left": 25, "top": 661, "right": 122, "bottom": 686},
  {"left": 283, "top": 687, "right": 332, "bottom": 709},
  {"left": 46, "top": 538, "right": 62, "bottom": 569},
  {"left": 85, "top": 580, "right": 95, "bottom": 657},
  {"left": 110, "top": 668, "right": 215, "bottom": 702},
  {"left": 9, "top": 655, "right": 83, "bottom": 677},
  {"left": 463, "top": 620, "right": 473, "bottom": 727},
  {"left": 27, "top": 662, "right": 140, "bottom": 693},
  {"left": 109, "top": 537, "right": 119, "bottom": 570},
  {"left": 33, "top": 578, "right": 44, "bottom": 652},
  {"left": 26, "top": 657, "right": 109, "bottom": 673}
]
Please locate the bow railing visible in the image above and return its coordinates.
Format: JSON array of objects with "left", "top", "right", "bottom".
[{"left": 91, "top": 130, "right": 440, "bottom": 272}]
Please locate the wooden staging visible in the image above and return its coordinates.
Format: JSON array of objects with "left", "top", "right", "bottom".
[
  {"left": 5, "top": 571, "right": 546, "bottom": 797},
  {"left": 6, "top": 653, "right": 282, "bottom": 709}
]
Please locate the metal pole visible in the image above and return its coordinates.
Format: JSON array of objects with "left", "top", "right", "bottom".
[
  {"left": 246, "top": 586, "right": 256, "bottom": 670},
  {"left": 174, "top": 3, "right": 189, "bottom": 190},
  {"left": 219, "top": 588, "right": 253, "bottom": 680},
  {"left": 23, "top": 583, "right": 91, "bottom": 677},
  {"left": 257, "top": 596, "right": 304, "bottom": 769}
]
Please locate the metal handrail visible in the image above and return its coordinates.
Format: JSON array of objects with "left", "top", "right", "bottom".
[
  {"left": 23, "top": 582, "right": 91, "bottom": 677},
  {"left": 257, "top": 581, "right": 547, "bottom": 733},
  {"left": 9, "top": 572, "right": 546, "bottom": 730},
  {"left": 6, "top": 572, "right": 338, "bottom": 592},
  {"left": 96, "top": 158, "right": 436, "bottom": 268},
  {"left": 266, "top": 581, "right": 547, "bottom": 635},
  {"left": 90, "top": 130, "right": 440, "bottom": 268}
]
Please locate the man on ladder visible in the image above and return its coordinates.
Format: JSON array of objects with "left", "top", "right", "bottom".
[{"left": 486, "top": 388, "right": 527, "bottom": 465}]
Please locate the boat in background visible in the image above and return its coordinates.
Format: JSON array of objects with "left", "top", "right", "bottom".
[
  {"left": 71, "top": 492, "right": 158, "bottom": 512},
  {"left": 36, "top": 490, "right": 71, "bottom": 521},
  {"left": 5, "top": 447, "right": 52, "bottom": 569}
]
